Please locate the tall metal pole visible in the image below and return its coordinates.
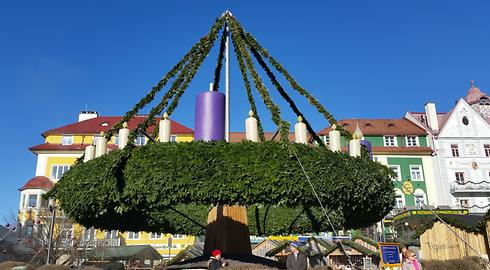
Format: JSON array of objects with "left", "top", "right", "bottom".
[
  {"left": 46, "top": 207, "right": 56, "bottom": 265},
  {"left": 225, "top": 24, "right": 230, "bottom": 142}
]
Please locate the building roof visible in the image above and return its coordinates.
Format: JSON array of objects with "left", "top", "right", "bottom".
[
  {"left": 19, "top": 176, "right": 53, "bottom": 191},
  {"left": 465, "top": 80, "right": 489, "bottom": 105},
  {"left": 318, "top": 118, "right": 428, "bottom": 136},
  {"left": 229, "top": 132, "right": 297, "bottom": 143},
  {"left": 86, "top": 245, "right": 162, "bottom": 261},
  {"left": 29, "top": 143, "right": 118, "bottom": 152},
  {"left": 42, "top": 116, "right": 193, "bottom": 137}
]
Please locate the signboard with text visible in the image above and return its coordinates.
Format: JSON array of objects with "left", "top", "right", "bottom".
[{"left": 378, "top": 242, "right": 401, "bottom": 268}]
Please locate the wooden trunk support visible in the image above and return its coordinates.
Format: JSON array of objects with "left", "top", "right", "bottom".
[{"left": 203, "top": 205, "right": 252, "bottom": 255}]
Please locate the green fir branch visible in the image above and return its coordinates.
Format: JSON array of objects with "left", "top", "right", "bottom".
[
  {"left": 229, "top": 19, "right": 290, "bottom": 143},
  {"left": 240, "top": 28, "right": 325, "bottom": 146},
  {"left": 241, "top": 29, "right": 351, "bottom": 138},
  {"left": 212, "top": 25, "right": 228, "bottom": 91},
  {"left": 230, "top": 26, "right": 266, "bottom": 142}
]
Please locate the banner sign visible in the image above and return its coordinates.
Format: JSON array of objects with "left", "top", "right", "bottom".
[{"left": 378, "top": 242, "right": 401, "bottom": 267}]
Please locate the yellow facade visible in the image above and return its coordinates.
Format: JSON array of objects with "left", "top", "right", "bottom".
[
  {"left": 45, "top": 156, "right": 78, "bottom": 178},
  {"left": 23, "top": 130, "right": 197, "bottom": 258}
]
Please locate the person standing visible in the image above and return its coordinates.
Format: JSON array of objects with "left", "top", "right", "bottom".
[
  {"left": 286, "top": 242, "right": 307, "bottom": 270},
  {"left": 402, "top": 249, "right": 422, "bottom": 270},
  {"left": 208, "top": 249, "right": 227, "bottom": 270}
]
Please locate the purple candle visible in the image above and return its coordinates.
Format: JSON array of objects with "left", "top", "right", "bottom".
[
  {"left": 360, "top": 140, "right": 373, "bottom": 160},
  {"left": 194, "top": 91, "right": 225, "bottom": 141}
]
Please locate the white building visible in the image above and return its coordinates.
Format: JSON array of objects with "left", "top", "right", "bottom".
[{"left": 406, "top": 81, "right": 490, "bottom": 213}]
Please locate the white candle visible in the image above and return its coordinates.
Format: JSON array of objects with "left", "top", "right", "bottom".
[
  {"left": 329, "top": 124, "right": 341, "bottom": 152},
  {"left": 84, "top": 145, "right": 95, "bottom": 162},
  {"left": 245, "top": 110, "right": 259, "bottom": 142},
  {"left": 159, "top": 112, "right": 171, "bottom": 143},
  {"left": 95, "top": 131, "right": 107, "bottom": 157},
  {"left": 349, "top": 139, "right": 361, "bottom": 157},
  {"left": 294, "top": 116, "right": 308, "bottom": 144},
  {"left": 118, "top": 122, "right": 129, "bottom": 149},
  {"left": 349, "top": 122, "right": 363, "bottom": 157}
]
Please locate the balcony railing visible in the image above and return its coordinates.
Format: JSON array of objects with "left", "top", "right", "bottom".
[
  {"left": 450, "top": 181, "right": 490, "bottom": 195},
  {"left": 96, "top": 238, "right": 121, "bottom": 247},
  {"left": 454, "top": 203, "right": 490, "bottom": 214}
]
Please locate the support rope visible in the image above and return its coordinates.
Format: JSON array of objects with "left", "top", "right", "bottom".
[
  {"left": 287, "top": 145, "right": 355, "bottom": 269},
  {"left": 394, "top": 177, "right": 490, "bottom": 265}
]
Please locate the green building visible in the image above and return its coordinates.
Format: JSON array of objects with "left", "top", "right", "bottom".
[{"left": 319, "top": 118, "right": 436, "bottom": 213}]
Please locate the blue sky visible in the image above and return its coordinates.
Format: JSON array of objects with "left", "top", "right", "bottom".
[{"left": 1, "top": 1, "right": 490, "bottom": 218}]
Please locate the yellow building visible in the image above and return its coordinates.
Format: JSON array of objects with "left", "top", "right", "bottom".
[{"left": 18, "top": 111, "right": 195, "bottom": 259}]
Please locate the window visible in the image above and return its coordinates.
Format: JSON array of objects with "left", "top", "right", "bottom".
[
  {"left": 135, "top": 136, "right": 146, "bottom": 146},
  {"left": 455, "top": 172, "right": 465, "bottom": 184},
  {"left": 485, "top": 145, "right": 490, "bottom": 157},
  {"left": 321, "top": 136, "right": 329, "bottom": 146},
  {"left": 480, "top": 97, "right": 490, "bottom": 105},
  {"left": 21, "top": 194, "right": 26, "bottom": 208},
  {"left": 150, "top": 232, "right": 162, "bottom": 239},
  {"left": 28, "top": 194, "right": 37, "bottom": 208},
  {"left": 105, "top": 230, "right": 118, "bottom": 239},
  {"left": 415, "top": 195, "right": 425, "bottom": 208},
  {"left": 170, "top": 135, "right": 177, "bottom": 143},
  {"left": 128, "top": 232, "right": 140, "bottom": 240},
  {"left": 405, "top": 136, "right": 418, "bottom": 147},
  {"left": 384, "top": 136, "right": 397, "bottom": 147},
  {"left": 410, "top": 165, "right": 423, "bottom": 181},
  {"left": 83, "top": 227, "right": 95, "bottom": 242},
  {"left": 61, "top": 135, "right": 73, "bottom": 145},
  {"left": 462, "top": 116, "right": 469, "bottom": 126},
  {"left": 26, "top": 225, "right": 33, "bottom": 236},
  {"left": 172, "top": 234, "right": 184, "bottom": 239},
  {"left": 451, "top": 144, "right": 459, "bottom": 157},
  {"left": 388, "top": 165, "right": 401, "bottom": 181},
  {"left": 395, "top": 195, "right": 404, "bottom": 209},
  {"left": 460, "top": 199, "right": 469, "bottom": 208},
  {"left": 51, "top": 165, "right": 70, "bottom": 180},
  {"left": 114, "top": 135, "right": 119, "bottom": 146}
]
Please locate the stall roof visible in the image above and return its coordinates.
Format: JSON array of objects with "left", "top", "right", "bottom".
[
  {"left": 393, "top": 210, "right": 489, "bottom": 235},
  {"left": 87, "top": 245, "right": 162, "bottom": 261}
]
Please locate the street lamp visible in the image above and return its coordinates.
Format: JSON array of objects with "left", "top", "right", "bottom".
[{"left": 46, "top": 199, "right": 56, "bottom": 265}]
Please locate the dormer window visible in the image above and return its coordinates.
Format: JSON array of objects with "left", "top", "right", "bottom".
[
  {"left": 384, "top": 135, "right": 397, "bottom": 147},
  {"left": 135, "top": 135, "right": 146, "bottom": 146},
  {"left": 480, "top": 97, "right": 490, "bottom": 105},
  {"left": 101, "top": 122, "right": 109, "bottom": 127},
  {"left": 405, "top": 136, "right": 418, "bottom": 147},
  {"left": 61, "top": 135, "right": 74, "bottom": 145}
]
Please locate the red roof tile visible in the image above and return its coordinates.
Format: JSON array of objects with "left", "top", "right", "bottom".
[
  {"left": 318, "top": 119, "right": 427, "bottom": 136},
  {"left": 19, "top": 176, "right": 53, "bottom": 191},
  {"left": 229, "top": 132, "right": 297, "bottom": 143},
  {"left": 337, "top": 146, "right": 432, "bottom": 155},
  {"left": 42, "top": 116, "right": 193, "bottom": 137},
  {"left": 30, "top": 143, "right": 118, "bottom": 152}
]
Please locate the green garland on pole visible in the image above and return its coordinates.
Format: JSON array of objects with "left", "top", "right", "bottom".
[
  {"left": 230, "top": 27, "right": 266, "bottom": 142},
  {"left": 239, "top": 27, "right": 324, "bottom": 146},
  {"left": 229, "top": 19, "right": 290, "bottom": 143},
  {"left": 238, "top": 23, "right": 351, "bottom": 138},
  {"left": 212, "top": 25, "right": 228, "bottom": 91}
]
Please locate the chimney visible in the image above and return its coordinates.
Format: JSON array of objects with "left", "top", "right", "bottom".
[
  {"left": 424, "top": 102, "right": 439, "bottom": 132},
  {"left": 78, "top": 111, "right": 98, "bottom": 122}
]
